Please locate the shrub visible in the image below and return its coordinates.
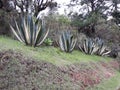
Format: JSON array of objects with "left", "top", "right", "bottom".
[
  {"left": 44, "top": 38, "right": 53, "bottom": 46},
  {"left": 109, "top": 49, "right": 118, "bottom": 58},
  {"left": 59, "top": 31, "right": 77, "bottom": 52},
  {"left": 10, "top": 14, "right": 49, "bottom": 47}
]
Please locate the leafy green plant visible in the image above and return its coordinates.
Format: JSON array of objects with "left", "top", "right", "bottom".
[
  {"left": 59, "top": 31, "right": 77, "bottom": 52},
  {"left": 44, "top": 38, "right": 53, "bottom": 46},
  {"left": 10, "top": 14, "right": 49, "bottom": 47}
]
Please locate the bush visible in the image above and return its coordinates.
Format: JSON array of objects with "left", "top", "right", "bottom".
[{"left": 44, "top": 38, "right": 53, "bottom": 46}]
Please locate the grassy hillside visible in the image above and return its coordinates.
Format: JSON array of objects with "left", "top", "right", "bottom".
[
  {"left": 0, "top": 36, "right": 120, "bottom": 90},
  {"left": 0, "top": 36, "right": 112, "bottom": 66}
]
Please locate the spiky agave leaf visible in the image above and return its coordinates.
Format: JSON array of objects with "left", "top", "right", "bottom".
[
  {"left": 102, "top": 50, "right": 111, "bottom": 56},
  {"left": 34, "top": 20, "right": 49, "bottom": 46},
  {"left": 70, "top": 36, "right": 77, "bottom": 52},
  {"left": 10, "top": 24, "right": 23, "bottom": 43},
  {"left": 79, "top": 38, "right": 98, "bottom": 55},
  {"left": 59, "top": 31, "right": 76, "bottom": 52},
  {"left": 94, "top": 37, "right": 111, "bottom": 56},
  {"left": 97, "top": 45, "right": 111, "bottom": 56},
  {"left": 79, "top": 37, "right": 111, "bottom": 56},
  {"left": 59, "top": 35, "right": 65, "bottom": 51},
  {"left": 79, "top": 38, "right": 93, "bottom": 54},
  {"left": 10, "top": 14, "right": 49, "bottom": 47}
]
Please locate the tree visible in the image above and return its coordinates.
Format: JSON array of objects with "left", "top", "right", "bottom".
[
  {"left": 69, "top": 0, "right": 110, "bottom": 36},
  {"left": 0, "top": 0, "right": 57, "bottom": 36},
  {"left": 0, "top": 0, "right": 57, "bottom": 17},
  {"left": 108, "top": 0, "right": 120, "bottom": 27},
  {"left": 112, "top": 11, "right": 120, "bottom": 27},
  {"left": 14, "top": 0, "right": 57, "bottom": 17},
  {"left": 108, "top": 0, "right": 120, "bottom": 11}
]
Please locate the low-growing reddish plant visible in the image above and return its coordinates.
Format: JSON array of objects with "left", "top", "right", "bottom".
[{"left": 66, "top": 61, "right": 119, "bottom": 89}]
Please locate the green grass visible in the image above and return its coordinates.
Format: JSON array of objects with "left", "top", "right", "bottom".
[
  {"left": 87, "top": 72, "right": 120, "bottom": 90},
  {"left": 0, "top": 36, "right": 112, "bottom": 66}
]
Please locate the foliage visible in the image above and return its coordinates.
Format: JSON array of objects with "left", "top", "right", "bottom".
[
  {"left": 109, "top": 0, "right": 120, "bottom": 11},
  {"left": 44, "top": 38, "right": 53, "bottom": 46},
  {"left": 59, "top": 31, "right": 76, "bottom": 53},
  {"left": 109, "top": 0, "right": 120, "bottom": 27},
  {"left": 71, "top": 12, "right": 100, "bottom": 26},
  {"left": 70, "top": 0, "right": 110, "bottom": 36},
  {"left": 79, "top": 38, "right": 99, "bottom": 55},
  {"left": 1, "top": 0, "right": 57, "bottom": 17},
  {"left": 57, "top": 15, "right": 71, "bottom": 25},
  {"left": 10, "top": 14, "right": 49, "bottom": 47},
  {"left": 70, "top": 0, "right": 109, "bottom": 15},
  {"left": 71, "top": 13, "right": 103, "bottom": 37},
  {"left": 94, "top": 37, "right": 111, "bottom": 56},
  {"left": 0, "top": 9, "right": 11, "bottom": 35},
  {"left": 79, "top": 37, "right": 111, "bottom": 56},
  {"left": 70, "top": 13, "right": 84, "bottom": 27},
  {"left": 112, "top": 11, "right": 120, "bottom": 26},
  {"left": 45, "top": 14, "right": 71, "bottom": 30}
]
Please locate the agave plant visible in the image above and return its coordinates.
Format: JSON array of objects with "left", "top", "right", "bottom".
[
  {"left": 79, "top": 37, "right": 111, "bottom": 56},
  {"left": 79, "top": 38, "right": 99, "bottom": 55},
  {"left": 94, "top": 37, "right": 111, "bottom": 56},
  {"left": 96, "top": 45, "right": 111, "bottom": 56},
  {"left": 59, "top": 31, "right": 77, "bottom": 52},
  {"left": 94, "top": 37, "right": 104, "bottom": 47},
  {"left": 10, "top": 14, "right": 49, "bottom": 47}
]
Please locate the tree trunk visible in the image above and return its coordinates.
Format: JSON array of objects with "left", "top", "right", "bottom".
[
  {"left": 0, "top": 0, "right": 3, "bottom": 8},
  {"left": 114, "top": 1, "right": 118, "bottom": 11},
  {"left": 91, "top": 24, "right": 95, "bottom": 33}
]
